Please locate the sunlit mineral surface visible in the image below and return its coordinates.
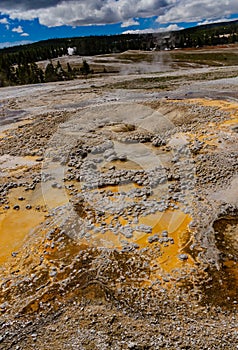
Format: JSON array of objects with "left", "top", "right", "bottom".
[{"left": 0, "top": 52, "right": 238, "bottom": 349}]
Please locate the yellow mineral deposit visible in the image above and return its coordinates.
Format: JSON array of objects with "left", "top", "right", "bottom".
[
  {"left": 189, "top": 99, "right": 238, "bottom": 130},
  {"left": 88, "top": 206, "right": 193, "bottom": 273},
  {"left": 136, "top": 210, "right": 193, "bottom": 271},
  {"left": 0, "top": 185, "right": 49, "bottom": 264},
  {"left": 168, "top": 98, "right": 238, "bottom": 148},
  {"left": 220, "top": 117, "right": 238, "bottom": 128},
  {"left": 0, "top": 208, "right": 45, "bottom": 264}
]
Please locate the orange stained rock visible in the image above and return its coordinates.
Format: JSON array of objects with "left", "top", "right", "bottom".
[
  {"left": 172, "top": 98, "right": 238, "bottom": 111},
  {"left": 169, "top": 99, "right": 238, "bottom": 123},
  {"left": 220, "top": 117, "right": 238, "bottom": 128},
  {"left": 136, "top": 210, "right": 193, "bottom": 272},
  {"left": 0, "top": 208, "right": 45, "bottom": 264},
  {"left": 197, "top": 134, "right": 219, "bottom": 148},
  {"left": 88, "top": 208, "right": 193, "bottom": 273},
  {"left": 0, "top": 185, "right": 50, "bottom": 265}
]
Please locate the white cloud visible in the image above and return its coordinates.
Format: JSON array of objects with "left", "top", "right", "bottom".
[
  {"left": 198, "top": 17, "right": 238, "bottom": 26},
  {"left": 0, "top": 0, "right": 237, "bottom": 28},
  {"left": 0, "top": 0, "right": 172, "bottom": 27},
  {"left": 0, "top": 17, "right": 9, "bottom": 24},
  {"left": 12, "top": 25, "right": 24, "bottom": 33},
  {"left": 161, "top": 24, "right": 184, "bottom": 32},
  {"left": 156, "top": 0, "right": 238, "bottom": 24},
  {"left": 121, "top": 18, "right": 140, "bottom": 28},
  {"left": 123, "top": 24, "right": 184, "bottom": 34},
  {"left": 0, "top": 40, "right": 33, "bottom": 49},
  {"left": 123, "top": 28, "right": 159, "bottom": 34},
  {"left": 21, "top": 32, "right": 29, "bottom": 36}
]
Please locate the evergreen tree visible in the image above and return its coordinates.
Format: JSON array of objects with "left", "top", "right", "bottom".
[
  {"left": 45, "top": 62, "right": 58, "bottom": 82},
  {"left": 29, "top": 62, "right": 44, "bottom": 83},
  {"left": 55, "top": 60, "right": 65, "bottom": 80},
  {"left": 67, "top": 62, "right": 72, "bottom": 73},
  {"left": 16, "top": 63, "right": 31, "bottom": 84},
  {"left": 80, "top": 60, "right": 91, "bottom": 77},
  {"left": 66, "top": 62, "right": 75, "bottom": 79}
]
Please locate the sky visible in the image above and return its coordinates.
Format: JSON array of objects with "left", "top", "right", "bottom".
[{"left": 0, "top": 0, "right": 238, "bottom": 48}]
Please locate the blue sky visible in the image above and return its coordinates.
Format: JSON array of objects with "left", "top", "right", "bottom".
[{"left": 0, "top": 0, "right": 238, "bottom": 48}]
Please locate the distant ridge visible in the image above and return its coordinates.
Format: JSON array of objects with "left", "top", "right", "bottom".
[{"left": 0, "top": 19, "right": 237, "bottom": 57}]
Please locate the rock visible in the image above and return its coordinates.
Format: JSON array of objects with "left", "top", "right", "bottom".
[
  {"left": 135, "top": 224, "right": 152, "bottom": 233},
  {"left": 107, "top": 155, "right": 118, "bottom": 162},
  {"left": 152, "top": 137, "right": 166, "bottom": 147},
  {"left": 121, "top": 225, "right": 134, "bottom": 238},
  {"left": 148, "top": 234, "right": 159, "bottom": 243},
  {"left": 103, "top": 149, "right": 116, "bottom": 159},
  {"left": 51, "top": 182, "right": 62, "bottom": 189},
  {"left": 178, "top": 254, "right": 188, "bottom": 261},
  {"left": 162, "top": 230, "right": 168, "bottom": 237},
  {"left": 118, "top": 154, "right": 127, "bottom": 161},
  {"left": 0, "top": 303, "right": 7, "bottom": 310},
  {"left": 49, "top": 270, "right": 57, "bottom": 277},
  {"left": 13, "top": 205, "right": 20, "bottom": 210},
  {"left": 231, "top": 125, "right": 238, "bottom": 133}
]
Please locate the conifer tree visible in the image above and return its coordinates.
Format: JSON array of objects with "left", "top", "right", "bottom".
[
  {"left": 45, "top": 62, "right": 58, "bottom": 82},
  {"left": 80, "top": 60, "right": 91, "bottom": 78}
]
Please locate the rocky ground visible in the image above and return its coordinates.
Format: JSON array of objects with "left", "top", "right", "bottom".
[{"left": 0, "top": 50, "right": 237, "bottom": 349}]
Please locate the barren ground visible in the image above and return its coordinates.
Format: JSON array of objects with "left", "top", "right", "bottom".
[{"left": 0, "top": 48, "right": 238, "bottom": 349}]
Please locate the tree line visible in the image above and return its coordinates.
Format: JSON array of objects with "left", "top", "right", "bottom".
[
  {"left": 0, "top": 33, "right": 154, "bottom": 86},
  {"left": 0, "top": 59, "right": 92, "bottom": 86},
  {"left": 175, "top": 21, "right": 238, "bottom": 49}
]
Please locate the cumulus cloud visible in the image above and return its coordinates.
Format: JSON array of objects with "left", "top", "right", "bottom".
[
  {"left": 21, "top": 32, "right": 29, "bottom": 36},
  {"left": 161, "top": 24, "right": 184, "bottom": 32},
  {"left": 0, "top": 0, "right": 171, "bottom": 27},
  {"left": 0, "top": 17, "right": 9, "bottom": 24},
  {"left": 12, "top": 25, "right": 24, "bottom": 33},
  {"left": 0, "top": 0, "right": 237, "bottom": 27},
  {"left": 121, "top": 18, "right": 140, "bottom": 28},
  {"left": 123, "top": 24, "right": 184, "bottom": 34},
  {"left": 0, "top": 40, "right": 32, "bottom": 48},
  {"left": 156, "top": 0, "right": 238, "bottom": 23},
  {"left": 123, "top": 28, "right": 159, "bottom": 34},
  {"left": 0, "top": 0, "right": 60, "bottom": 11},
  {"left": 198, "top": 17, "right": 238, "bottom": 26}
]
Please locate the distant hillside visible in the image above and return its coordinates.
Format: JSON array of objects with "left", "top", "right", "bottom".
[
  {"left": 1, "top": 19, "right": 238, "bottom": 57},
  {"left": 0, "top": 19, "right": 237, "bottom": 87},
  {"left": 176, "top": 19, "right": 238, "bottom": 48}
]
